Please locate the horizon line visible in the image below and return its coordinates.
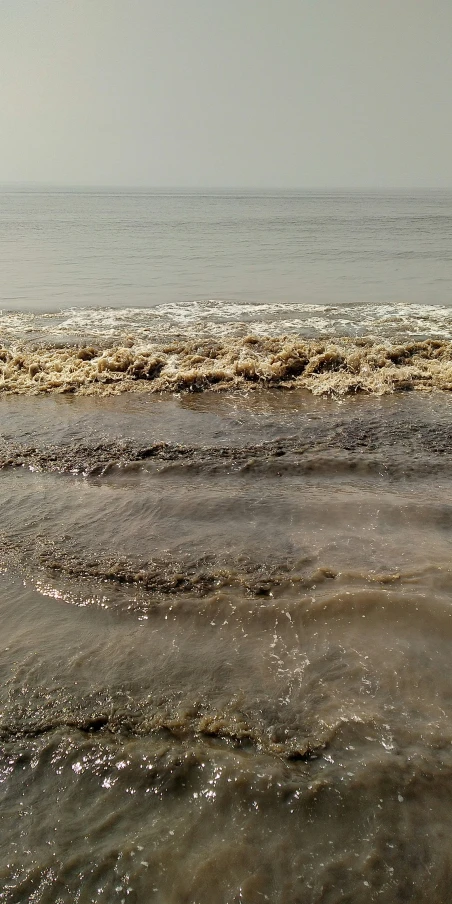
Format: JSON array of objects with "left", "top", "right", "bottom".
[{"left": 0, "top": 182, "right": 450, "bottom": 192}]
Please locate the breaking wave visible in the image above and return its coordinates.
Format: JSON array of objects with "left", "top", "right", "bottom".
[{"left": 2, "top": 335, "right": 452, "bottom": 396}]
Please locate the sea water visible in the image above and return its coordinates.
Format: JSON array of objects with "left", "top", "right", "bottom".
[{"left": 1, "top": 189, "right": 452, "bottom": 903}]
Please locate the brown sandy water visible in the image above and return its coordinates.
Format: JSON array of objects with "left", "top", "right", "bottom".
[
  {"left": 3, "top": 336, "right": 452, "bottom": 396},
  {"left": 1, "top": 389, "right": 452, "bottom": 902}
]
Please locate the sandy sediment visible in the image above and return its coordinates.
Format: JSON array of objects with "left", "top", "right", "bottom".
[{"left": 2, "top": 336, "right": 452, "bottom": 395}]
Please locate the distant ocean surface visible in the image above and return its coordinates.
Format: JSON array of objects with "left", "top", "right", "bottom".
[
  {"left": 1, "top": 187, "right": 452, "bottom": 332},
  {"left": 3, "top": 189, "right": 452, "bottom": 903}
]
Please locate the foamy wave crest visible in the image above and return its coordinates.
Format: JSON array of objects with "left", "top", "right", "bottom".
[{"left": 2, "top": 335, "right": 452, "bottom": 396}]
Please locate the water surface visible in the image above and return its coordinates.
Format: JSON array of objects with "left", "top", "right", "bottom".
[
  {"left": 1, "top": 391, "right": 452, "bottom": 902},
  {"left": 1, "top": 188, "right": 451, "bottom": 312},
  {"left": 1, "top": 188, "right": 452, "bottom": 902}
]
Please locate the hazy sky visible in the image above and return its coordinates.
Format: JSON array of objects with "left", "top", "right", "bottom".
[{"left": 1, "top": 0, "right": 451, "bottom": 187}]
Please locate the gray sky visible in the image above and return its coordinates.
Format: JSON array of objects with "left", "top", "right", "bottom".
[{"left": 1, "top": 0, "right": 451, "bottom": 188}]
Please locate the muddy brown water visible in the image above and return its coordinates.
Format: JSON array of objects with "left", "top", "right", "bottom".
[{"left": 1, "top": 389, "right": 452, "bottom": 902}]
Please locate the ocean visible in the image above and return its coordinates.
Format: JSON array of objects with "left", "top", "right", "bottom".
[{"left": 1, "top": 188, "right": 452, "bottom": 903}]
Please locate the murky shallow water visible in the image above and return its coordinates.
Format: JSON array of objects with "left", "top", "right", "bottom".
[{"left": 2, "top": 390, "right": 452, "bottom": 902}]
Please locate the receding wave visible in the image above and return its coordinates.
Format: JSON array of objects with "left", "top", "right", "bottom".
[
  {"left": 1, "top": 526, "right": 447, "bottom": 611},
  {"left": 3, "top": 335, "right": 452, "bottom": 396},
  {"left": 36, "top": 550, "right": 403, "bottom": 600},
  {"left": 3, "top": 439, "right": 452, "bottom": 481}
]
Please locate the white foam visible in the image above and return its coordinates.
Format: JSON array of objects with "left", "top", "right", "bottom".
[{"left": 1, "top": 300, "right": 452, "bottom": 347}]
